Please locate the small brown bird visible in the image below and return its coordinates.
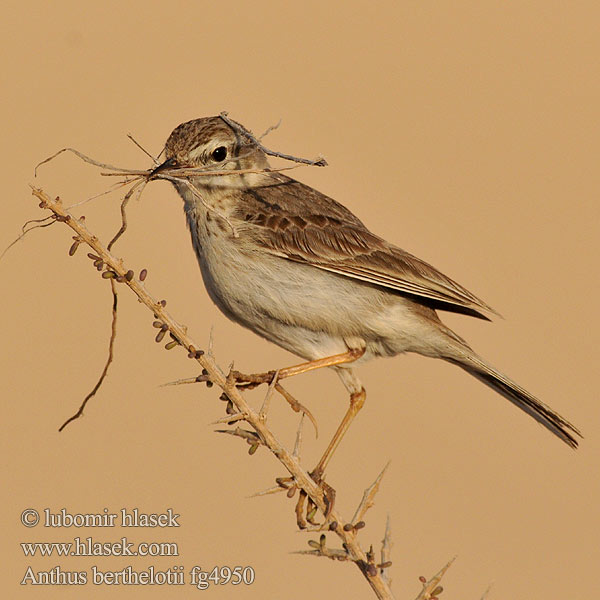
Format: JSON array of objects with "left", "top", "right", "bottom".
[{"left": 153, "top": 115, "right": 580, "bottom": 476}]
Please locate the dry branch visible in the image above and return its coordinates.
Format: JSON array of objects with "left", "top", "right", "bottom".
[
  {"left": 30, "top": 186, "right": 395, "bottom": 600},
  {"left": 352, "top": 462, "right": 391, "bottom": 525}
]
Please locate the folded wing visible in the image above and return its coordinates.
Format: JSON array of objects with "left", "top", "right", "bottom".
[{"left": 241, "top": 175, "right": 498, "bottom": 319}]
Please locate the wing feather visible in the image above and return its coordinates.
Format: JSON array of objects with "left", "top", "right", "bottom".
[{"left": 239, "top": 174, "right": 498, "bottom": 318}]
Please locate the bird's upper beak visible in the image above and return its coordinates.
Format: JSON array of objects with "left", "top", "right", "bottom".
[{"left": 148, "top": 156, "right": 177, "bottom": 178}]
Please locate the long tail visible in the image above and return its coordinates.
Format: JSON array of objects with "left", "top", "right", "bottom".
[{"left": 446, "top": 351, "right": 582, "bottom": 449}]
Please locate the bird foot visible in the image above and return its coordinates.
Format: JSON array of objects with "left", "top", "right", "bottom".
[
  {"left": 278, "top": 469, "right": 336, "bottom": 530},
  {"left": 228, "top": 369, "right": 278, "bottom": 390},
  {"left": 224, "top": 368, "right": 319, "bottom": 434}
]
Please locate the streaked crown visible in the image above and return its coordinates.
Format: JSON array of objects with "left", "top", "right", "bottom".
[{"left": 164, "top": 116, "right": 268, "bottom": 171}]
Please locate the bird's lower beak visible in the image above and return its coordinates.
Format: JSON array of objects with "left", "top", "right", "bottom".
[{"left": 149, "top": 156, "right": 177, "bottom": 178}]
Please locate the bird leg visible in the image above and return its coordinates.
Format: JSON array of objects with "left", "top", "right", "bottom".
[
  {"left": 310, "top": 386, "right": 367, "bottom": 482},
  {"left": 229, "top": 347, "right": 366, "bottom": 386},
  {"left": 229, "top": 349, "right": 366, "bottom": 528},
  {"left": 226, "top": 348, "right": 365, "bottom": 432},
  {"left": 288, "top": 387, "right": 366, "bottom": 529}
]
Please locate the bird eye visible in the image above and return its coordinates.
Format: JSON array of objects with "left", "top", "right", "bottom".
[{"left": 212, "top": 146, "right": 227, "bottom": 162}]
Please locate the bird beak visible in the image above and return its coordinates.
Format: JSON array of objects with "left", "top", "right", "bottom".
[{"left": 148, "top": 156, "right": 177, "bottom": 178}]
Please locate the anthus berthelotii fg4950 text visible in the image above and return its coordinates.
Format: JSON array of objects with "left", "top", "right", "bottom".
[{"left": 151, "top": 115, "right": 580, "bottom": 481}]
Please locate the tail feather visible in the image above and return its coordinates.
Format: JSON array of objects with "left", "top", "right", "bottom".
[{"left": 448, "top": 353, "right": 582, "bottom": 449}]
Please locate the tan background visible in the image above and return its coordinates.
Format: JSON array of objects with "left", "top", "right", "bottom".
[{"left": 2, "top": 1, "right": 598, "bottom": 598}]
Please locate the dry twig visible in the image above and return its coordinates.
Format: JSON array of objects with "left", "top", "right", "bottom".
[
  {"left": 480, "top": 584, "right": 492, "bottom": 599},
  {"left": 381, "top": 516, "right": 393, "bottom": 585},
  {"left": 219, "top": 112, "right": 328, "bottom": 167},
  {"left": 414, "top": 557, "right": 456, "bottom": 600},
  {"left": 58, "top": 280, "right": 118, "bottom": 431},
  {"left": 1, "top": 216, "right": 56, "bottom": 261},
  {"left": 352, "top": 462, "right": 391, "bottom": 525}
]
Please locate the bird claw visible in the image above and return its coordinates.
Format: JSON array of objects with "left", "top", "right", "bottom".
[
  {"left": 293, "top": 469, "right": 336, "bottom": 530},
  {"left": 228, "top": 369, "right": 277, "bottom": 390}
]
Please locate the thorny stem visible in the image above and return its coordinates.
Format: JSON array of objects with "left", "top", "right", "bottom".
[{"left": 31, "top": 187, "right": 394, "bottom": 600}]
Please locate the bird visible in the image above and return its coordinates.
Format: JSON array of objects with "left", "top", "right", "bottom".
[{"left": 151, "top": 114, "right": 580, "bottom": 478}]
